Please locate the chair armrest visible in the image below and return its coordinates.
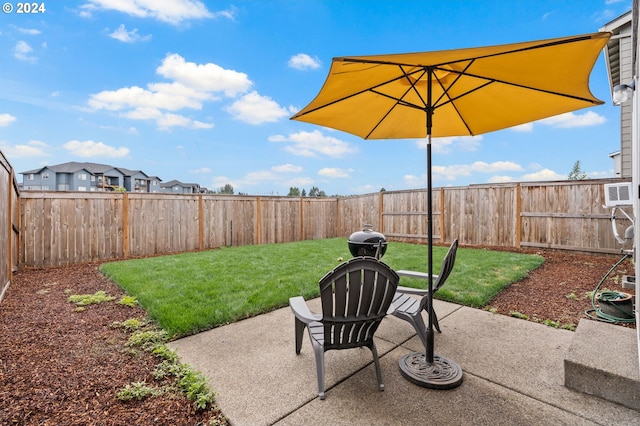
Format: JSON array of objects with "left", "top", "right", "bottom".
[
  {"left": 289, "top": 296, "right": 322, "bottom": 324},
  {"left": 395, "top": 285, "right": 432, "bottom": 295},
  {"left": 396, "top": 270, "right": 439, "bottom": 281}
]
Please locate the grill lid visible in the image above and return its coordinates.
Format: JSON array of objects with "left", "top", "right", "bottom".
[{"left": 348, "top": 224, "right": 386, "bottom": 244}]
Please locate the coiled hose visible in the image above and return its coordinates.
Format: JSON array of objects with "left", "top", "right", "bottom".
[{"left": 585, "top": 252, "right": 636, "bottom": 323}]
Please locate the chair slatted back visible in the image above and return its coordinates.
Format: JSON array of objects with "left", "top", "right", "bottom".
[
  {"left": 434, "top": 239, "right": 458, "bottom": 291},
  {"left": 318, "top": 257, "right": 399, "bottom": 351},
  {"left": 419, "top": 239, "right": 459, "bottom": 311}
]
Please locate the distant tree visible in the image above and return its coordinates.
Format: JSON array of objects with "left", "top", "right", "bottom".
[
  {"left": 288, "top": 187, "right": 301, "bottom": 196},
  {"left": 308, "top": 186, "right": 326, "bottom": 197},
  {"left": 568, "top": 161, "right": 588, "bottom": 180},
  {"left": 218, "top": 184, "right": 235, "bottom": 194},
  {"left": 380, "top": 187, "right": 386, "bottom": 192},
  {"left": 301, "top": 189, "right": 307, "bottom": 197}
]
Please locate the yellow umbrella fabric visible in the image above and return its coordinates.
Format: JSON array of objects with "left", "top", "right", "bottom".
[{"left": 291, "top": 32, "right": 611, "bottom": 139}]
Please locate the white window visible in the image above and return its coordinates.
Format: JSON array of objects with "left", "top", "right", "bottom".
[
  {"left": 42, "top": 173, "right": 49, "bottom": 180},
  {"left": 78, "top": 173, "right": 87, "bottom": 181},
  {"left": 78, "top": 186, "right": 87, "bottom": 191},
  {"left": 91, "top": 175, "right": 96, "bottom": 181},
  {"left": 27, "top": 174, "right": 34, "bottom": 180},
  {"left": 41, "top": 185, "right": 49, "bottom": 191}
]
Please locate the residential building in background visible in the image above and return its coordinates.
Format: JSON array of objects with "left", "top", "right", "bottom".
[
  {"left": 602, "top": 10, "right": 633, "bottom": 178},
  {"left": 20, "top": 161, "right": 205, "bottom": 194}
]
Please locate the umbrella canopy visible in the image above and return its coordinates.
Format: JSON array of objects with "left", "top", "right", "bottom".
[
  {"left": 291, "top": 31, "right": 611, "bottom": 389},
  {"left": 291, "top": 32, "right": 610, "bottom": 139}
]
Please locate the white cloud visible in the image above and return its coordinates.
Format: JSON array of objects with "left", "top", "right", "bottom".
[
  {"left": 272, "top": 164, "right": 302, "bottom": 173},
  {"left": 14, "top": 27, "right": 41, "bottom": 35},
  {"left": 14, "top": 41, "right": 36, "bottom": 62},
  {"left": 539, "top": 111, "right": 606, "bottom": 128},
  {"left": 88, "top": 53, "right": 251, "bottom": 129},
  {"left": 63, "top": 140, "right": 130, "bottom": 158},
  {"left": 87, "top": 53, "right": 287, "bottom": 129},
  {"left": 0, "top": 113, "right": 17, "bottom": 127},
  {"left": 212, "top": 163, "right": 315, "bottom": 194},
  {"left": 227, "top": 91, "right": 289, "bottom": 124},
  {"left": 429, "top": 161, "right": 524, "bottom": 181},
  {"left": 80, "top": 0, "right": 222, "bottom": 25},
  {"left": 318, "top": 167, "right": 352, "bottom": 178},
  {"left": 0, "top": 140, "right": 49, "bottom": 158},
  {"left": 90, "top": 83, "right": 212, "bottom": 112},
  {"left": 510, "top": 122, "right": 534, "bottom": 132},
  {"left": 157, "top": 53, "right": 252, "bottom": 96},
  {"left": 109, "top": 24, "right": 152, "bottom": 43},
  {"left": 488, "top": 175, "right": 514, "bottom": 183},
  {"left": 520, "top": 168, "right": 565, "bottom": 181},
  {"left": 288, "top": 53, "right": 321, "bottom": 70},
  {"left": 153, "top": 112, "right": 213, "bottom": 130},
  {"left": 417, "top": 135, "right": 482, "bottom": 154},
  {"left": 269, "top": 130, "right": 357, "bottom": 158}
]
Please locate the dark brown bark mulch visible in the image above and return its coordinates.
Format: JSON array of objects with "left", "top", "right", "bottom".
[{"left": 0, "top": 263, "right": 227, "bottom": 426}]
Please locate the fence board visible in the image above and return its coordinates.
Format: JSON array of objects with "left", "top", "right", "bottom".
[{"left": 0, "top": 151, "right": 19, "bottom": 301}]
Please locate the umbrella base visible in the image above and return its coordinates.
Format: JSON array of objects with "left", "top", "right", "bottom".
[{"left": 399, "top": 352, "right": 463, "bottom": 389}]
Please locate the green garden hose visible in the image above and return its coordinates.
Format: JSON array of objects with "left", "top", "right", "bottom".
[{"left": 585, "top": 253, "right": 636, "bottom": 324}]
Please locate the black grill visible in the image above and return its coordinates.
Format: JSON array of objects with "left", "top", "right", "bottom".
[{"left": 348, "top": 225, "right": 387, "bottom": 259}]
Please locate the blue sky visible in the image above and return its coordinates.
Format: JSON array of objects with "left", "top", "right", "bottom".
[{"left": 0, "top": 0, "right": 633, "bottom": 195}]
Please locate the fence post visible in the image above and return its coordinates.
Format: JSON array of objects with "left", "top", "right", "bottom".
[
  {"left": 122, "top": 192, "right": 129, "bottom": 258},
  {"left": 256, "top": 196, "right": 261, "bottom": 245},
  {"left": 198, "top": 194, "right": 204, "bottom": 250},
  {"left": 440, "top": 187, "right": 445, "bottom": 243},
  {"left": 336, "top": 197, "right": 341, "bottom": 239},
  {"left": 516, "top": 183, "right": 521, "bottom": 249},
  {"left": 6, "top": 168, "right": 13, "bottom": 281},
  {"left": 379, "top": 191, "right": 384, "bottom": 233},
  {"left": 300, "top": 197, "right": 304, "bottom": 240}
]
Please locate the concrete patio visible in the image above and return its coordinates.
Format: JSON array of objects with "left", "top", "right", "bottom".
[{"left": 169, "top": 299, "right": 640, "bottom": 426}]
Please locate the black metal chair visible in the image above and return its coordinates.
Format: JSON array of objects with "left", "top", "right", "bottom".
[
  {"left": 392, "top": 239, "right": 458, "bottom": 346},
  {"left": 289, "top": 257, "right": 399, "bottom": 399}
]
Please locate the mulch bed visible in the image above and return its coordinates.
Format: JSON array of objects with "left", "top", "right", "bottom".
[
  {"left": 0, "top": 248, "right": 636, "bottom": 424},
  {"left": 0, "top": 263, "right": 228, "bottom": 426}
]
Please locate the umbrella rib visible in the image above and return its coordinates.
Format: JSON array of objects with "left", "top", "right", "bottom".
[
  {"left": 335, "top": 34, "right": 597, "bottom": 70},
  {"left": 291, "top": 69, "right": 425, "bottom": 118}
]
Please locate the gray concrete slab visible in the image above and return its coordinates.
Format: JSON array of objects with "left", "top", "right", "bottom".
[
  {"left": 169, "top": 299, "right": 640, "bottom": 426},
  {"left": 276, "top": 347, "right": 601, "bottom": 426}
]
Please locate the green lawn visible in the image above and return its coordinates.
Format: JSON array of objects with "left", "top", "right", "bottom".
[{"left": 100, "top": 238, "right": 544, "bottom": 338}]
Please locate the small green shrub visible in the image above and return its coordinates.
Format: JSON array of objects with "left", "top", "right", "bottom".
[
  {"left": 118, "top": 295, "right": 138, "bottom": 307},
  {"left": 152, "top": 344, "right": 180, "bottom": 363},
  {"left": 509, "top": 311, "right": 528, "bottom": 320},
  {"left": 126, "top": 330, "right": 168, "bottom": 351},
  {"left": 68, "top": 290, "right": 115, "bottom": 306},
  {"left": 118, "top": 326, "right": 215, "bottom": 410},
  {"left": 111, "top": 318, "right": 144, "bottom": 332},
  {"left": 116, "top": 382, "right": 160, "bottom": 401}
]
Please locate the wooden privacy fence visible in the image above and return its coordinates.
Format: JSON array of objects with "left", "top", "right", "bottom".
[
  {"left": 17, "top": 178, "right": 631, "bottom": 268},
  {"left": 0, "top": 151, "right": 19, "bottom": 301}
]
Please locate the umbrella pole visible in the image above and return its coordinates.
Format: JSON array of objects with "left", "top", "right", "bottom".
[
  {"left": 426, "top": 136, "right": 435, "bottom": 364},
  {"left": 398, "top": 69, "right": 463, "bottom": 389}
]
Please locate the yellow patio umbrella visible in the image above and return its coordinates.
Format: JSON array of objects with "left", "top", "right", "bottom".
[{"left": 291, "top": 31, "right": 611, "bottom": 389}]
